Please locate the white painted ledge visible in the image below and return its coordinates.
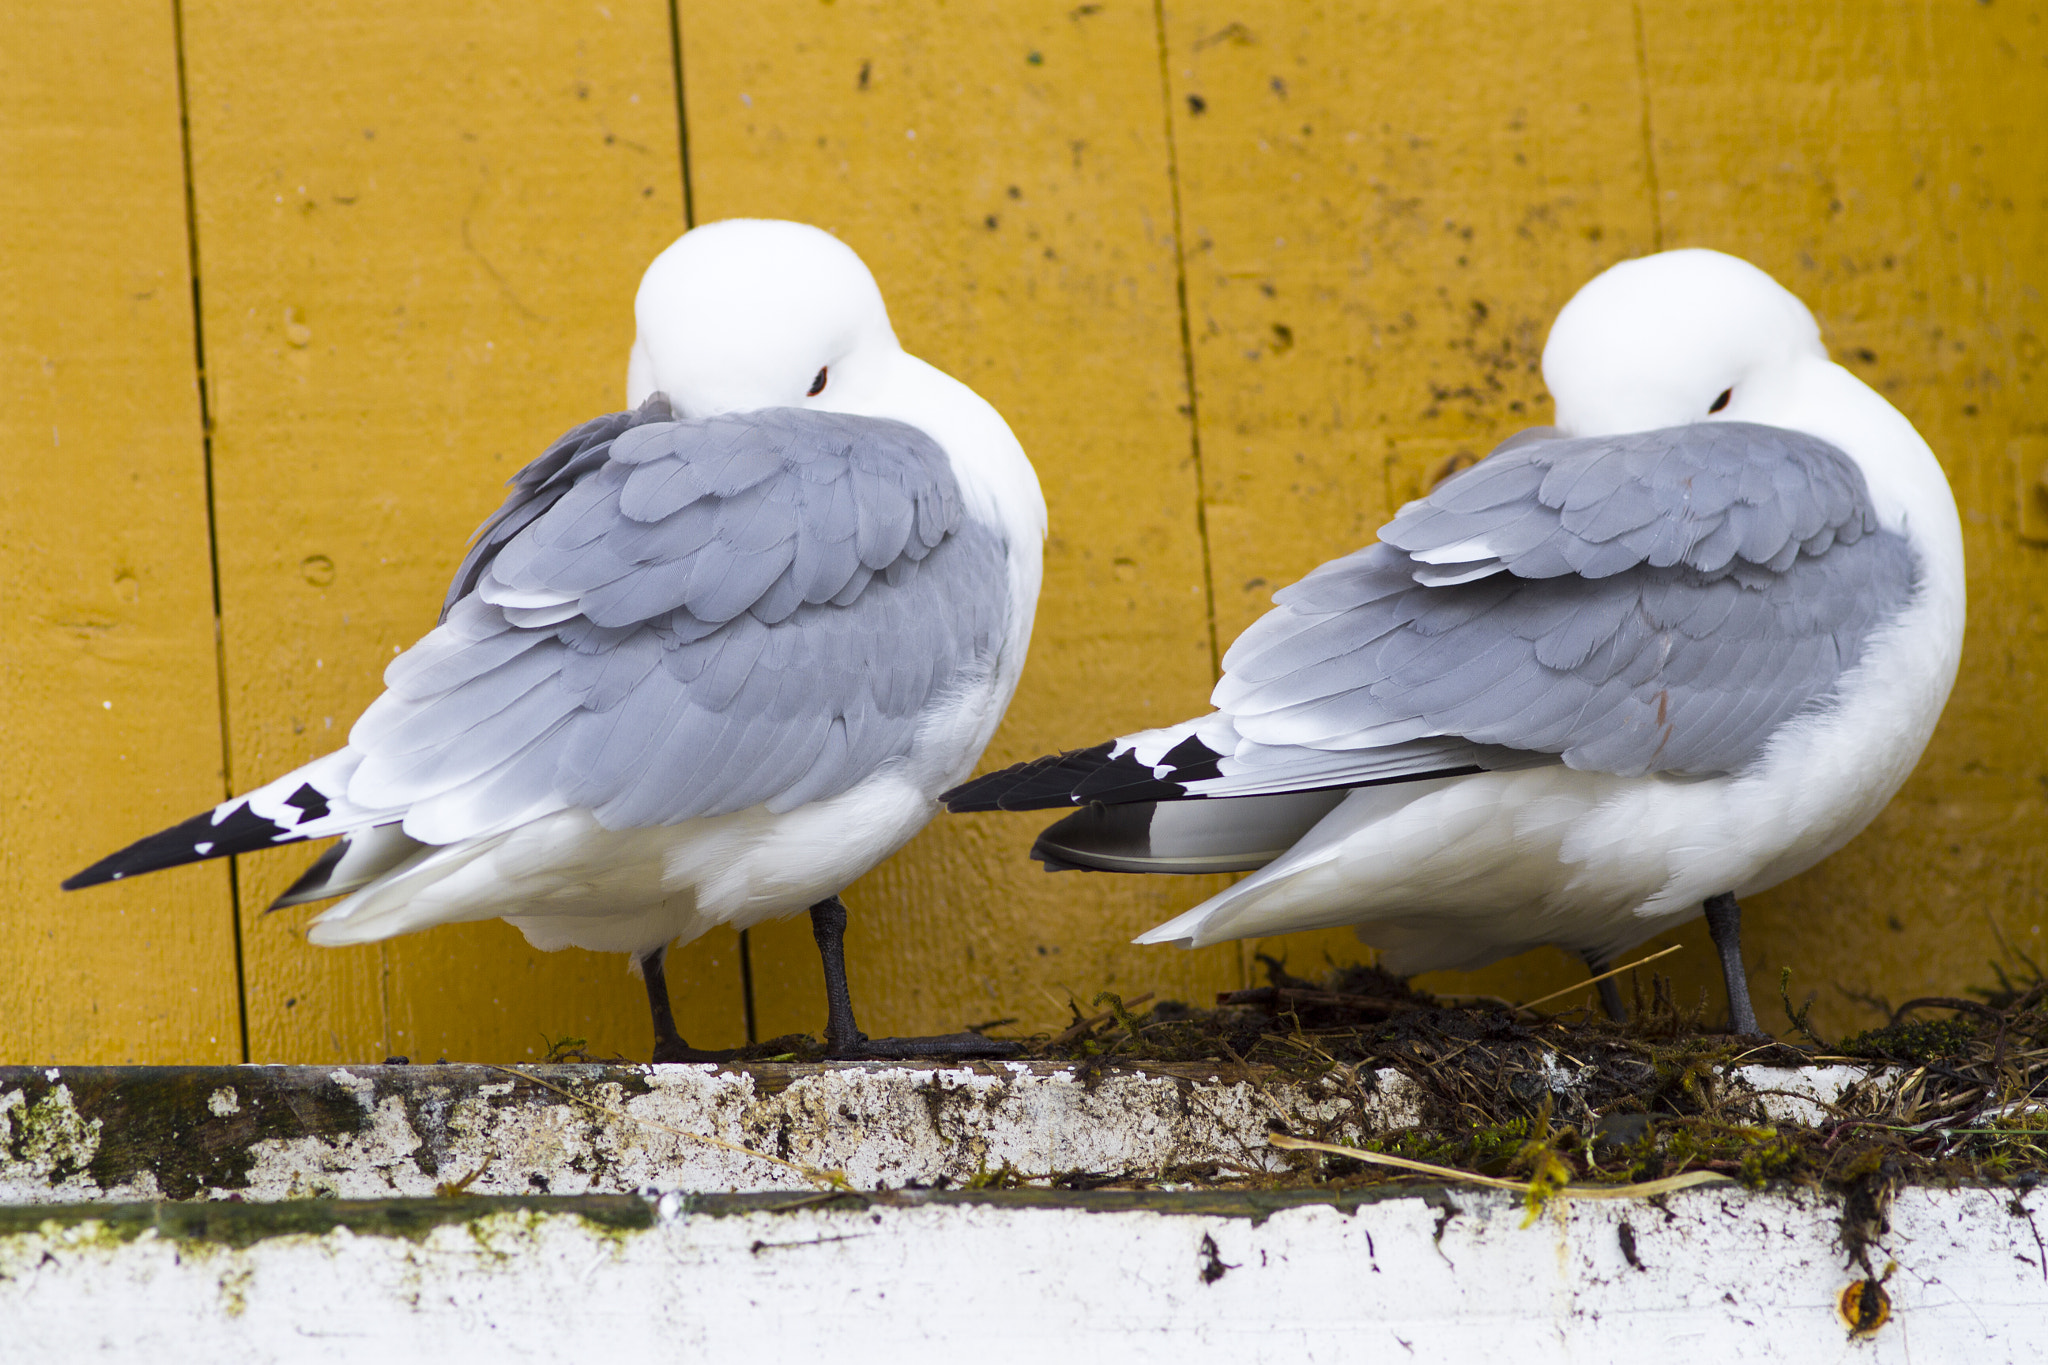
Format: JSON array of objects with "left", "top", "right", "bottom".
[
  {"left": 4, "top": 1062, "right": 2042, "bottom": 1360},
  {"left": 3, "top": 1184, "right": 2043, "bottom": 1363},
  {"left": 0, "top": 1061, "right": 1891, "bottom": 1202}
]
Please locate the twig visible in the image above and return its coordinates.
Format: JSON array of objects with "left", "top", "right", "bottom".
[
  {"left": 1890, "top": 996, "right": 2003, "bottom": 1024},
  {"left": 1546, "top": 1173, "right": 1738, "bottom": 1200},
  {"left": 484, "top": 1064, "right": 848, "bottom": 1189},
  {"left": 1216, "top": 986, "right": 1419, "bottom": 1015},
  {"left": 1421, "top": 994, "right": 1521, "bottom": 1011},
  {"left": 1518, "top": 945, "right": 1684, "bottom": 1013},
  {"left": 436, "top": 1155, "right": 494, "bottom": 1198},
  {"left": 1048, "top": 992, "right": 1154, "bottom": 1048}
]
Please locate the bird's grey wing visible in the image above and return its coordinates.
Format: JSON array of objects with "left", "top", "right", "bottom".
[
  {"left": 1205, "top": 421, "right": 1917, "bottom": 783},
  {"left": 349, "top": 406, "right": 1009, "bottom": 842},
  {"left": 1375, "top": 421, "right": 1872, "bottom": 584},
  {"left": 440, "top": 395, "right": 675, "bottom": 620}
]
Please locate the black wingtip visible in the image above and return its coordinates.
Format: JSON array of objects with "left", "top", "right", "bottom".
[
  {"left": 62, "top": 801, "right": 298, "bottom": 891},
  {"left": 1068, "top": 735, "right": 1205, "bottom": 804},
  {"left": 265, "top": 838, "right": 352, "bottom": 912},
  {"left": 943, "top": 737, "right": 1210, "bottom": 812},
  {"left": 942, "top": 742, "right": 1118, "bottom": 812}
]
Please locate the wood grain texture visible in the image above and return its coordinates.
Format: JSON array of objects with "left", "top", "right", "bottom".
[
  {"left": 677, "top": 0, "right": 1249, "bottom": 1040},
  {"left": 177, "top": 0, "right": 743, "bottom": 1063},
  {"left": 1157, "top": 0, "right": 1677, "bottom": 1005},
  {"left": 0, "top": 1, "right": 242, "bottom": 1064}
]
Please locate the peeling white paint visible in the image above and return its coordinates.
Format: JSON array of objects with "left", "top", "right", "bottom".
[
  {"left": 1733, "top": 1066, "right": 1887, "bottom": 1126},
  {"left": 0, "top": 1084, "right": 105, "bottom": 1189},
  {"left": 2, "top": 1062, "right": 1428, "bottom": 1203},
  {"left": 2, "top": 1185, "right": 2042, "bottom": 1361},
  {"left": 0, "top": 1062, "right": 1904, "bottom": 1204},
  {"left": 237, "top": 1062, "right": 1420, "bottom": 1199}
]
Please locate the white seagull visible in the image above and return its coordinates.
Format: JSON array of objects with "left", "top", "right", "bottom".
[
  {"left": 68, "top": 219, "right": 1047, "bottom": 1061},
  {"left": 945, "top": 249, "right": 1963, "bottom": 1033}
]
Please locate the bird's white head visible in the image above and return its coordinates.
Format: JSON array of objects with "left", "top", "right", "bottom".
[
  {"left": 626, "top": 219, "right": 902, "bottom": 419},
  {"left": 1541, "top": 247, "right": 1963, "bottom": 616},
  {"left": 1541, "top": 248, "right": 1828, "bottom": 438}
]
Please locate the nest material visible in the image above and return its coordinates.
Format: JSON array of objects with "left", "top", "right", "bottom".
[{"left": 1023, "top": 955, "right": 2048, "bottom": 1263}]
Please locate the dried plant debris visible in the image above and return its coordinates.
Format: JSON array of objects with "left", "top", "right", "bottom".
[{"left": 1022, "top": 953, "right": 2048, "bottom": 1257}]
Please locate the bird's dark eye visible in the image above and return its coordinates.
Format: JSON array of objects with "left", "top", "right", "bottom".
[
  {"left": 807, "top": 367, "right": 828, "bottom": 397},
  {"left": 1708, "top": 388, "right": 1732, "bottom": 414}
]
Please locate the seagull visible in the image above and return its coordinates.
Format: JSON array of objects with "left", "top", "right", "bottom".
[
  {"left": 66, "top": 219, "right": 1047, "bottom": 1062},
  {"left": 945, "top": 249, "right": 1963, "bottom": 1034}
]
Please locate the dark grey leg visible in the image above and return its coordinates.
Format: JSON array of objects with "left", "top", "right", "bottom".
[
  {"left": 809, "top": 896, "right": 866, "bottom": 1053},
  {"left": 808, "top": 896, "right": 1021, "bottom": 1060},
  {"left": 1581, "top": 951, "right": 1627, "bottom": 1023},
  {"left": 1703, "top": 892, "right": 1762, "bottom": 1035},
  {"left": 639, "top": 944, "right": 737, "bottom": 1064}
]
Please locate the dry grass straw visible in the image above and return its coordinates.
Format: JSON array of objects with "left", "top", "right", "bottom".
[
  {"left": 1517, "top": 945, "right": 1683, "bottom": 1012},
  {"left": 1268, "top": 1131, "right": 1732, "bottom": 1200}
]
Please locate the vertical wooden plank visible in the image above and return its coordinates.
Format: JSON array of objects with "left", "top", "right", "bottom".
[
  {"left": 0, "top": 1, "right": 242, "bottom": 1062},
  {"left": 1159, "top": 1, "right": 1691, "bottom": 1005},
  {"left": 679, "top": 0, "right": 1247, "bottom": 1040},
  {"left": 1162, "top": 1, "right": 1659, "bottom": 644},
  {"left": 181, "top": 0, "right": 746, "bottom": 1062},
  {"left": 1639, "top": 0, "right": 2048, "bottom": 1036}
]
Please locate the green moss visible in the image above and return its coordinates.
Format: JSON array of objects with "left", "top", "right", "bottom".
[
  {"left": 1, "top": 1084, "right": 103, "bottom": 1180},
  {"left": 1837, "top": 1017, "right": 1976, "bottom": 1061},
  {"left": 1737, "top": 1132, "right": 1802, "bottom": 1188},
  {"left": 0, "top": 1208, "right": 150, "bottom": 1253},
  {"left": 962, "top": 1155, "right": 1026, "bottom": 1190},
  {"left": 0, "top": 1195, "right": 653, "bottom": 1250},
  {"left": 3, "top": 1068, "right": 377, "bottom": 1198},
  {"left": 665, "top": 1185, "right": 1439, "bottom": 1226},
  {"left": 0, "top": 1063, "right": 686, "bottom": 1199}
]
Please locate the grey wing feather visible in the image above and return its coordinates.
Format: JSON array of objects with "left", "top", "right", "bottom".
[
  {"left": 440, "top": 397, "right": 672, "bottom": 619},
  {"left": 349, "top": 405, "right": 1008, "bottom": 839},
  {"left": 1215, "top": 421, "right": 1917, "bottom": 779}
]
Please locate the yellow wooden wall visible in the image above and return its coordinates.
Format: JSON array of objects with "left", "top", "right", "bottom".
[{"left": 4, "top": 0, "right": 2042, "bottom": 1063}]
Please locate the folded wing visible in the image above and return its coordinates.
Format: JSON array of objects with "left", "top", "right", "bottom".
[
  {"left": 946, "top": 420, "right": 1916, "bottom": 872},
  {"left": 69, "top": 400, "right": 1009, "bottom": 890},
  {"left": 352, "top": 402, "right": 1009, "bottom": 843}
]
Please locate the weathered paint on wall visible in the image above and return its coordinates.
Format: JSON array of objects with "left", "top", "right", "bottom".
[
  {"left": 0, "top": 1060, "right": 1881, "bottom": 1204},
  {"left": 2, "top": 1, "right": 2042, "bottom": 1062},
  {"left": 1153, "top": 0, "right": 1675, "bottom": 1004},
  {"left": 177, "top": 0, "right": 745, "bottom": 1064},
  {"left": 0, "top": 1, "right": 243, "bottom": 1064},
  {"left": 1628, "top": 0, "right": 2048, "bottom": 1036}
]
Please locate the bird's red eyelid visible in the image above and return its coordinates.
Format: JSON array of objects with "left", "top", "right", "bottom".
[
  {"left": 808, "top": 367, "right": 829, "bottom": 397},
  {"left": 1708, "top": 388, "right": 1732, "bottom": 413}
]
